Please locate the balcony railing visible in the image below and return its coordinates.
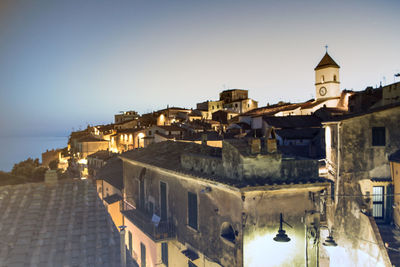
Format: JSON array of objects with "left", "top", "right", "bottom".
[{"left": 122, "top": 201, "right": 175, "bottom": 241}]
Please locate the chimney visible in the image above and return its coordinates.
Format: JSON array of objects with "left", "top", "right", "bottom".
[
  {"left": 249, "top": 138, "right": 261, "bottom": 154},
  {"left": 265, "top": 128, "right": 277, "bottom": 153},
  {"left": 201, "top": 133, "right": 207, "bottom": 146}
]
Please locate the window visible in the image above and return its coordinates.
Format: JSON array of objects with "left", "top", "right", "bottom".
[
  {"left": 141, "top": 243, "right": 146, "bottom": 267},
  {"left": 149, "top": 130, "right": 152, "bottom": 135},
  {"left": 373, "top": 186, "right": 384, "bottom": 219},
  {"left": 188, "top": 192, "right": 198, "bottom": 230},
  {"left": 372, "top": 127, "right": 385, "bottom": 146},
  {"left": 235, "top": 103, "right": 238, "bottom": 108},
  {"left": 128, "top": 231, "right": 133, "bottom": 255},
  {"left": 161, "top": 242, "right": 168, "bottom": 266},
  {"left": 220, "top": 222, "right": 235, "bottom": 243},
  {"left": 139, "top": 179, "right": 145, "bottom": 210},
  {"left": 160, "top": 182, "right": 167, "bottom": 221},
  {"left": 333, "top": 75, "right": 337, "bottom": 82},
  {"left": 321, "top": 75, "right": 325, "bottom": 83},
  {"left": 189, "top": 261, "right": 197, "bottom": 267}
]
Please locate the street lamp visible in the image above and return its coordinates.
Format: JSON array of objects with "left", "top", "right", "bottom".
[
  {"left": 320, "top": 225, "right": 337, "bottom": 247},
  {"left": 274, "top": 213, "right": 293, "bottom": 242}
]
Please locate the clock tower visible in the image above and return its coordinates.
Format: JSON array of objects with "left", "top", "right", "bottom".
[{"left": 315, "top": 51, "right": 340, "bottom": 99}]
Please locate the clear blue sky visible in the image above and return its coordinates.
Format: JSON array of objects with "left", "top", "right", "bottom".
[{"left": 0, "top": 0, "right": 399, "bottom": 137}]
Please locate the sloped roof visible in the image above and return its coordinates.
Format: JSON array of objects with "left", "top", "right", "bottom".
[
  {"left": 97, "top": 157, "right": 123, "bottom": 190},
  {"left": 242, "top": 102, "right": 304, "bottom": 117},
  {"left": 87, "top": 150, "right": 116, "bottom": 160},
  {"left": 315, "top": 52, "right": 340, "bottom": 70},
  {"left": 0, "top": 180, "right": 131, "bottom": 267},
  {"left": 120, "top": 141, "right": 327, "bottom": 188},
  {"left": 181, "top": 131, "right": 223, "bottom": 141},
  {"left": 157, "top": 125, "right": 185, "bottom": 131},
  {"left": 389, "top": 150, "right": 400, "bottom": 163},
  {"left": 263, "top": 115, "right": 322, "bottom": 128},
  {"left": 276, "top": 128, "right": 320, "bottom": 140},
  {"left": 104, "top": 193, "right": 123, "bottom": 204}
]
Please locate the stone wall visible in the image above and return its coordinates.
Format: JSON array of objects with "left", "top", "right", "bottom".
[{"left": 325, "top": 105, "right": 400, "bottom": 266}]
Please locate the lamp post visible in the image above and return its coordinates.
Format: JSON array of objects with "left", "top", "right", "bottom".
[
  {"left": 320, "top": 225, "right": 337, "bottom": 247},
  {"left": 274, "top": 213, "right": 293, "bottom": 242}
]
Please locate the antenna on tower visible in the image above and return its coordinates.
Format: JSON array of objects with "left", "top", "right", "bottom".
[{"left": 325, "top": 45, "right": 328, "bottom": 53}]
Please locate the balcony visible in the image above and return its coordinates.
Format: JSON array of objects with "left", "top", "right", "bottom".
[{"left": 122, "top": 201, "right": 175, "bottom": 241}]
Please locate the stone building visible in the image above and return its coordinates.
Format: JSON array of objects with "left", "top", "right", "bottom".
[
  {"left": 76, "top": 135, "right": 110, "bottom": 159},
  {"left": 115, "top": 110, "right": 140, "bottom": 124},
  {"left": 119, "top": 140, "right": 330, "bottom": 267},
  {"left": 110, "top": 128, "right": 146, "bottom": 153},
  {"left": 321, "top": 103, "right": 400, "bottom": 266},
  {"left": 197, "top": 89, "right": 258, "bottom": 120}
]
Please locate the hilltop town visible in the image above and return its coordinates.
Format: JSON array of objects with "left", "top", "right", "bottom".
[{"left": 1, "top": 52, "right": 400, "bottom": 266}]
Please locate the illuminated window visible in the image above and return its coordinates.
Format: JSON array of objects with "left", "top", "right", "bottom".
[
  {"left": 188, "top": 192, "right": 198, "bottom": 230},
  {"left": 372, "top": 127, "right": 385, "bottom": 146}
]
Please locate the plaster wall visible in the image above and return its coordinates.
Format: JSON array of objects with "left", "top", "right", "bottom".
[
  {"left": 125, "top": 217, "right": 158, "bottom": 266},
  {"left": 123, "top": 161, "right": 243, "bottom": 266},
  {"left": 324, "top": 106, "right": 400, "bottom": 266},
  {"left": 80, "top": 141, "right": 109, "bottom": 158},
  {"left": 106, "top": 201, "right": 123, "bottom": 228},
  {"left": 392, "top": 162, "right": 400, "bottom": 226},
  {"left": 101, "top": 180, "right": 121, "bottom": 199},
  {"left": 243, "top": 189, "right": 322, "bottom": 267}
]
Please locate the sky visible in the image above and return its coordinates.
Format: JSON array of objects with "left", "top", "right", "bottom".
[{"left": 0, "top": 0, "right": 399, "bottom": 137}]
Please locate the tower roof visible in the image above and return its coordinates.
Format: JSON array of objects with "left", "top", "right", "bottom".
[{"left": 314, "top": 52, "right": 340, "bottom": 70}]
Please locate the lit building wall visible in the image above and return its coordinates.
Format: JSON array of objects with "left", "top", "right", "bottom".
[
  {"left": 106, "top": 201, "right": 123, "bottom": 229},
  {"left": 391, "top": 161, "right": 400, "bottom": 227},
  {"left": 243, "top": 188, "right": 324, "bottom": 267}
]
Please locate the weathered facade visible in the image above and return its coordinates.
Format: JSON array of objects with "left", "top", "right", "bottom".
[
  {"left": 322, "top": 104, "right": 400, "bottom": 266},
  {"left": 120, "top": 140, "right": 329, "bottom": 267}
]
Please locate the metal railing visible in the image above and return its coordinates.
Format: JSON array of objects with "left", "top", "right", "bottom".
[{"left": 122, "top": 201, "right": 175, "bottom": 241}]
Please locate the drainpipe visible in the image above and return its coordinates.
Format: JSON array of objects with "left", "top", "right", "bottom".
[
  {"left": 119, "top": 226, "right": 126, "bottom": 267},
  {"left": 336, "top": 122, "right": 342, "bottom": 204}
]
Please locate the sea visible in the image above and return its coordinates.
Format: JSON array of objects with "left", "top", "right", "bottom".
[{"left": 0, "top": 136, "right": 68, "bottom": 172}]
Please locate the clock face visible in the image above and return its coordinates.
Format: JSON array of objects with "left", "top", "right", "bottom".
[{"left": 319, "top": 87, "right": 327, "bottom": 96}]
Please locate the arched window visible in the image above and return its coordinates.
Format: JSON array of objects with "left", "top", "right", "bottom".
[
  {"left": 321, "top": 75, "right": 325, "bottom": 83},
  {"left": 221, "top": 222, "right": 236, "bottom": 243},
  {"left": 333, "top": 75, "right": 337, "bottom": 82}
]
